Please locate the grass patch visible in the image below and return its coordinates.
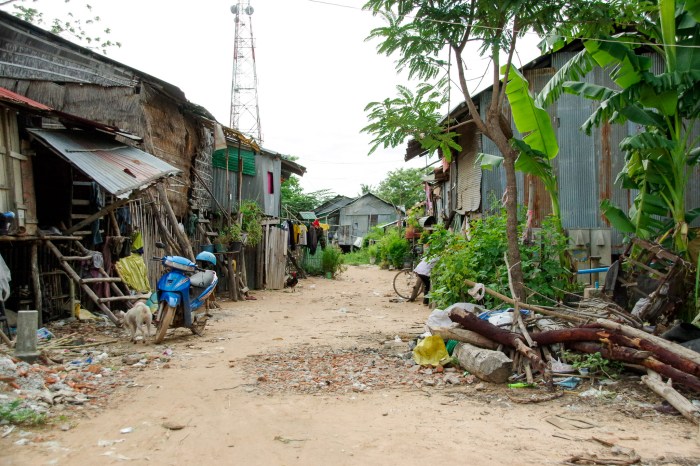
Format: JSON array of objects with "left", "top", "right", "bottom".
[
  {"left": 0, "top": 400, "right": 47, "bottom": 426},
  {"left": 343, "top": 248, "right": 371, "bottom": 266}
]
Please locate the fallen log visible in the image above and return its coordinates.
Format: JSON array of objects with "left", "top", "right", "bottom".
[
  {"left": 449, "top": 308, "right": 545, "bottom": 372},
  {"left": 452, "top": 342, "right": 512, "bottom": 383},
  {"left": 428, "top": 326, "right": 499, "bottom": 350},
  {"left": 642, "top": 370, "right": 700, "bottom": 425},
  {"left": 609, "top": 333, "right": 700, "bottom": 379},
  {"left": 531, "top": 328, "right": 609, "bottom": 346},
  {"left": 530, "top": 327, "right": 700, "bottom": 379},
  {"left": 569, "top": 342, "right": 700, "bottom": 392},
  {"left": 596, "top": 318, "right": 700, "bottom": 367}
]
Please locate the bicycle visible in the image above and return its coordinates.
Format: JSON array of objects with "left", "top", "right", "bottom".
[
  {"left": 392, "top": 243, "right": 424, "bottom": 300},
  {"left": 393, "top": 268, "right": 423, "bottom": 300}
]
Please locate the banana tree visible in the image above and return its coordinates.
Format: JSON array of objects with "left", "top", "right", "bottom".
[
  {"left": 538, "top": 0, "right": 700, "bottom": 255},
  {"left": 478, "top": 66, "right": 563, "bottom": 231}
]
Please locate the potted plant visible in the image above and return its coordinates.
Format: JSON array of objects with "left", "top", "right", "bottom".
[{"left": 218, "top": 223, "right": 244, "bottom": 252}]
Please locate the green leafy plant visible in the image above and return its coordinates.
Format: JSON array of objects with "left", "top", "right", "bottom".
[
  {"left": 239, "top": 200, "right": 264, "bottom": 247},
  {"left": 428, "top": 207, "right": 579, "bottom": 309},
  {"left": 376, "top": 228, "right": 410, "bottom": 269},
  {"left": 218, "top": 223, "right": 243, "bottom": 245},
  {"left": 0, "top": 400, "right": 46, "bottom": 426},
  {"left": 321, "top": 245, "right": 346, "bottom": 278},
  {"left": 563, "top": 351, "right": 623, "bottom": 379}
]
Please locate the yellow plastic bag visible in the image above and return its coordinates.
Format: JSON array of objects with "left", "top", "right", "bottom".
[{"left": 412, "top": 335, "right": 449, "bottom": 366}]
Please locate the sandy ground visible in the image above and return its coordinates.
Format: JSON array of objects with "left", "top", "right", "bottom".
[{"left": 2, "top": 265, "right": 700, "bottom": 465}]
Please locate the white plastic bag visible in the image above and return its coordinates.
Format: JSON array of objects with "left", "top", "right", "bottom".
[{"left": 0, "top": 253, "right": 10, "bottom": 301}]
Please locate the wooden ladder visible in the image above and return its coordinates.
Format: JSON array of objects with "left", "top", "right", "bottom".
[{"left": 44, "top": 238, "right": 144, "bottom": 324}]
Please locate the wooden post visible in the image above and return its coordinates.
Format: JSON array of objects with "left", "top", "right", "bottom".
[
  {"left": 227, "top": 253, "right": 238, "bottom": 301},
  {"left": 155, "top": 184, "right": 195, "bottom": 260},
  {"left": 145, "top": 191, "right": 180, "bottom": 253},
  {"left": 30, "top": 242, "right": 42, "bottom": 327}
]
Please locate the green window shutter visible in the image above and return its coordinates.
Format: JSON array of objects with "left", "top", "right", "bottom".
[{"left": 212, "top": 147, "right": 256, "bottom": 175}]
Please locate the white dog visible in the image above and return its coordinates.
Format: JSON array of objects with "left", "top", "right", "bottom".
[{"left": 117, "top": 301, "right": 152, "bottom": 344}]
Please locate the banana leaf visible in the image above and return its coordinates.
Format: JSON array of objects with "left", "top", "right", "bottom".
[
  {"left": 503, "top": 66, "right": 558, "bottom": 159},
  {"left": 583, "top": 38, "right": 651, "bottom": 88},
  {"left": 601, "top": 199, "right": 636, "bottom": 233},
  {"left": 476, "top": 152, "right": 504, "bottom": 170}
]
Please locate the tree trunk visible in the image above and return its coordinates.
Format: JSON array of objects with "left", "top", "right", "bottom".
[
  {"left": 484, "top": 117, "right": 525, "bottom": 300},
  {"left": 449, "top": 308, "right": 544, "bottom": 372},
  {"left": 452, "top": 342, "right": 512, "bottom": 383},
  {"left": 502, "top": 152, "right": 525, "bottom": 300}
]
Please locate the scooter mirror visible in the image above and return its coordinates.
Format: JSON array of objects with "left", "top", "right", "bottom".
[{"left": 155, "top": 241, "right": 166, "bottom": 249}]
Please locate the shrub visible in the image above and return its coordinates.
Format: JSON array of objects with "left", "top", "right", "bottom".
[
  {"left": 376, "top": 228, "right": 410, "bottom": 269},
  {"left": 321, "top": 245, "right": 346, "bottom": 277},
  {"left": 428, "top": 209, "right": 579, "bottom": 309}
]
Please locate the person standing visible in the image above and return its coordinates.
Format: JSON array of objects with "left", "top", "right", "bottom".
[{"left": 409, "top": 256, "right": 437, "bottom": 305}]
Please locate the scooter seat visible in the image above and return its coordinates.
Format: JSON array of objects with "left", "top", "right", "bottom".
[{"left": 190, "top": 270, "right": 216, "bottom": 288}]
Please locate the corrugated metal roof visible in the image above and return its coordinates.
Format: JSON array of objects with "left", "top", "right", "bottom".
[
  {"left": 27, "top": 129, "right": 180, "bottom": 198},
  {"left": 299, "top": 211, "right": 317, "bottom": 220},
  {"left": 0, "top": 86, "right": 51, "bottom": 111}
]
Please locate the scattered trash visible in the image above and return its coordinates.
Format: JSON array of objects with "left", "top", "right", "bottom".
[
  {"left": 553, "top": 377, "right": 581, "bottom": 389},
  {"left": 412, "top": 335, "right": 449, "bottom": 366},
  {"left": 508, "top": 382, "right": 537, "bottom": 389},
  {"left": 36, "top": 328, "right": 55, "bottom": 341},
  {"left": 98, "top": 439, "right": 125, "bottom": 447},
  {"left": 119, "top": 427, "right": 133, "bottom": 434}
]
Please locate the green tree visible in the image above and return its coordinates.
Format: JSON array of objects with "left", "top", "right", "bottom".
[
  {"left": 360, "top": 183, "right": 374, "bottom": 195},
  {"left": 361, "top": 0, "right": 629, "bottom": 299},
  {"left": 0, "top": 0, "right": 120, "bottom": 53},
  {"left": 539, "top": 0, "right": 700, "bottom": 255},
  {"left": 375, "top": 167, "right": 426, "bottom": 209}
]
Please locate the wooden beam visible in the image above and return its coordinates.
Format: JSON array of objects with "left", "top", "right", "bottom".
[
  {"left": 65, "top": 197, "right": 131, "bottom": 235},
  {"left": 155, "top": 184, "right": 194, "bottom": 260},
  {"left": 43, "top": 240, "right": 119, "bottom": 324}
]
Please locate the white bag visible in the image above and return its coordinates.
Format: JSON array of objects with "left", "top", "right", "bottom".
[{"left": 0, "top": 253, "right": 10, "bottom": 301}]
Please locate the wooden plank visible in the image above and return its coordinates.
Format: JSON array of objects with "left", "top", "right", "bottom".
[
  {"left": 43, "top": 240, "right": 119, "bottom": 324},
  {"left": 66, "top": 197, "right": 131, "bottom": 235},
  {"left": 98, "top": 296, "right": 143, "bottom": 303},
  {"left": 80, "top": 277, "right": 122, "bottom": 284},
  {"left": 62, "top": 255, "right": 93, "bottom": 261}
]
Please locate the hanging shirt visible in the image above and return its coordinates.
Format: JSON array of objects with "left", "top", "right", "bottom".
[{"left": 298, "top": 225, "right": 308, "bottom": 246}]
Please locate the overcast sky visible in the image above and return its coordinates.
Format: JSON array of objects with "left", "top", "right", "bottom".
[{"left": 3, "top": 0, "right": 541, "bottom": 197}]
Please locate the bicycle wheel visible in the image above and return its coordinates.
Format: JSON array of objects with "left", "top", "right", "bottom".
[{"left": 393, "top": 269, "right": 422, "bottom": 299}]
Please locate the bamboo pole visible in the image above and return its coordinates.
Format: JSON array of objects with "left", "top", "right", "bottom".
[
  {"left": 155, "top": 184, "right": 194, "bottom": 260},
  {"left": 464, "top": 278, "right": 586, "bottom": 323},
  {"left": 30, "top": 242, "right": 42, "bottom": 327}
]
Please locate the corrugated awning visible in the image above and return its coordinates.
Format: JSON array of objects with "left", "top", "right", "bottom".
[
  {"left": 299, "top": 211, "right": 317, "bottom": 220},
  {"left": 28, "top": 129, "right": 181, "bottom": 198}
]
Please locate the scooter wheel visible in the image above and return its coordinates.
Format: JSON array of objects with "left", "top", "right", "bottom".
[{"left": 155, "top": 304, "right": 175, "bottom": 343}]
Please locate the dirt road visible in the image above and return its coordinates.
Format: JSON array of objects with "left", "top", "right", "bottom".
[{"left": 2, "top": 265, "right": 700, "bottom": 465}]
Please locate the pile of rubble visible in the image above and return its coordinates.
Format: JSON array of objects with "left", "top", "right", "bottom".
[
  {"left": 0, "top": 318, "right": 175, "bottom": 431},
  {"left": 239, "top": 344, "right": 471, "bottom": 395}
]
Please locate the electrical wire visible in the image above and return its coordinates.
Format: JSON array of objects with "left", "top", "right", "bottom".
[{"left": 307, "top": 0, "right": 700, "bottom": 50}]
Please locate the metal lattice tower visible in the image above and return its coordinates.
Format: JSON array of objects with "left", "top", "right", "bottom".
[{"left": 230, "top": 1, "right": 262, "bottom": 145}]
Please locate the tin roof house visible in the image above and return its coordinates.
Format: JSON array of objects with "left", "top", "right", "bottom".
[{"left": 407, "top": 43, "right": 700, "bottom": 267}]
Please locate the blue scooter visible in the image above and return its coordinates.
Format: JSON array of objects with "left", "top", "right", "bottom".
[{"left": 152, "top": 247, "right": 218, "bottom": 344}]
